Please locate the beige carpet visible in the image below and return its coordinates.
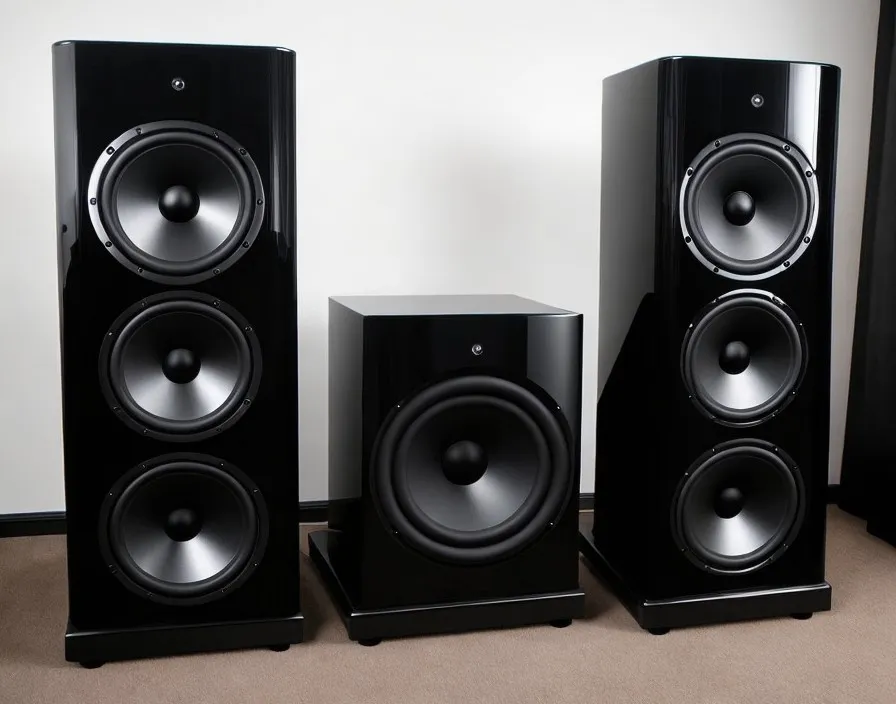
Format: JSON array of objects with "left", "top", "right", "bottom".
[{"left": 0, "top": 508, "right": 894, "bottom": 704}]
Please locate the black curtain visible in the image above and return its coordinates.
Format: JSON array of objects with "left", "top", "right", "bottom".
[{"left": 840, "top": 0, "right": 896, "bottom": 523}]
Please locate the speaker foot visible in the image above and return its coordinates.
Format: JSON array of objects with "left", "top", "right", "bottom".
[
  {"left": 550, "top": 619, "right": 572, "bottom": 628},
  {"left": 791, "top": 612, "right": 813, "bottom": 621},
  {"left": 358, "top": 638, "right": 382, "bottom": 647},
  {"left": 647, "top": 627, "right": 670, "bottom": 636},
  {"left": 79, "top": 661, "right": 105, "bottom": 669},
  {"left": 269, "top": 644, "right": 290, "bottom": 652}
]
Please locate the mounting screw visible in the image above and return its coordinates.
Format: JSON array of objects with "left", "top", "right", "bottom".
[
  {"left": 243, "top": 399, "right": 251, "bottom": 406},
  {"left": 213, "top": 268, "right": 221, "bottom": 275},
  {"left": 751, "top": 94, "right": 764, "bottom": 108},
  {"left": 472, "top": 343, "right": 483, "bottom": 356},
  {"left": 242, "top": 241, "right": 250, "bottom": 248},
  {"left": 239, "top": 148, "right": 247, "bottom": 156},
  {"left": 213, "top": 300, "right": 220, "bottom": 307},
  {"left": 784, "top": 261, "right": 790, "bottom": 268},
  {"left": 142, "top": 429, "right": 149, "bottom": 435},
  {"left": 783, "top": 144, "right": 791, "bottom": 152},
  {"left": 171, "top": 77, "right": 186, "bottom": 91},
  {"left": 90, "top": 197, "right": 97, "bottom": 205},
  {"left": 105, "top": 241, "right": 112, "bottom": 248},
  {"left": 137, "top": 267, "right": 144, "bottom": 274},
  {"left": 714, "top": 140, "right": 721, "bottom": 147},
  {"left": 256, "top": 198, "right": 263, "bottom": 205},
  {"left": 135, "top": 127, "right": 142, "bottom": 135},
  {"left": 713, "top": 267, "right": 719, "bottom": 273},
  {"left": 686, "top": 168, "right": 693, "bottom": 176},
  {"left": 213, "top": 131, "right": 219, "bottom": 139},
  {"left": 806, "top": 170, "right": 813, "bottom": 178},
  {"left": 106, "top": 147, "right": 114, "bottom": 155},
  {"left": 804, "top": 236, "right": 811, "bottom": 244},
  {"left": 244, "top": 326, "right": 253, "bottom": 333},
  {"left": 684, "top": 236, "right": 691, "bottom": 243}
]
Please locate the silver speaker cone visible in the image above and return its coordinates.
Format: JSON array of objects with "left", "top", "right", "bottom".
[
  {"left": 673, "top": 440, "right": 804, "bottom": 573},
  {"left": 682, "top": 291, "right": 806, "bottom": 425}
]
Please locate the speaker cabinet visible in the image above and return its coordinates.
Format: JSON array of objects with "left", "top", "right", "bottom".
[
  {"left": 580, "top": 56, "right": 840, "bottom": 633},
  {"left": 53, "top": 40, "right": 302, "bottom": 665},
  {"left": 310, "top": 295, "right": 584, "bottom": 643}
]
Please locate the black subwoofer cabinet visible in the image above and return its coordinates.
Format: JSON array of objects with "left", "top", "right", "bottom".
[
  {"left": 53, "top": 40, "right": 302, "bottom": 665},
  {"left": 581, "top": 56, "right": 839, "bottom": 633},
  {"left": 311, "top": 294, "right": 585, "bottom": 644}
]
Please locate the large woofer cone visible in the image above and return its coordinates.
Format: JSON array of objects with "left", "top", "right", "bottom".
[
  {"left": 87, "top": 121, "right": 264, "bottom": 284},
  {"left": 680, "top": 133, "right": 818, "bottom": 279},
  {"left": 372, "top": 376, "right": 572, "bottom": 565},
  {"left": 681, "top": 290, "right": 806, "bottom": 426},
  {"left": 672, "top": 440, "right": 805, "bottom": 573},
  {"left": 99, "top": 454, "right": 267, "bottom": 605},
  {"left": 100, "top": 292, "right": 261, "bottom": 441}
]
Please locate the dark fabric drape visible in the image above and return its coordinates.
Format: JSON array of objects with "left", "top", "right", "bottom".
[{"left": 840, "top": 0, "right": 896, "bottom": 524}]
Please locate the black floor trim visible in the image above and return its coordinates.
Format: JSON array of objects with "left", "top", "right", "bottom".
[{"left": 0, "top": 511, "right": 66, "bottom": 538}]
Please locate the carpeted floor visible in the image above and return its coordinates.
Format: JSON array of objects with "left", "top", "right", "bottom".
[{"left": 0, "top": 507, "right": 895, "bottom": 704}]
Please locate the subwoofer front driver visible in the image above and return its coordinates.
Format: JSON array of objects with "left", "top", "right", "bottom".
[{"left": 372, "top": 375, "right": 573, "bottom": 565}]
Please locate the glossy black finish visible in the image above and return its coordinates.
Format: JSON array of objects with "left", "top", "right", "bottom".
[
  {"left": 584, "top": 57, "right": 839, "bottom": 629},
  {"left": 65, "top": 614, "right": 303, "bottom": 665},
  {"left": 53, "top": 40, "right": 301, "bottom": 662},
  {"left": 309, "top": 531, "right": 584, "bottom": 642},
  {"left": 580, "top": 531, "right": 830, "bottom": 631},
  {"left": 324, "top": 294, "right": 584, "bottom": 638},
  {"left": 841, "top": 0, "right": 896, "bottom": 525}
]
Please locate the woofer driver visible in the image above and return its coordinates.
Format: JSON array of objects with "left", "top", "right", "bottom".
[
  {"left": 99, "top": 291, "right": 262, "bottom": 441},
  {"left": 672, "top": 440, "right": 805, "bottom": 573},
  {"left": 98, "top": 454, "right": 268, "bottom": 605},
  {"left": 681, "top": 290, "right": 807, "bottom": 425},
  {"left": 680, "top": 133, "right": 818, "bottom": 280},
  {"left": 372, "top": 375, "right": 573, "bottom": 565},
  {"left": 87, "top": 121, "right": 265, "bottom": 284}
]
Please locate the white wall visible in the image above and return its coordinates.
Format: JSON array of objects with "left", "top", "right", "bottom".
[{"left": 0, "top": 0, "right": 880, "bottom": 512}]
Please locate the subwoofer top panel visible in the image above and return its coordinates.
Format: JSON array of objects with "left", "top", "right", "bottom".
[{"left": 330, "top": 294, "right": 575, "bottom": 317}]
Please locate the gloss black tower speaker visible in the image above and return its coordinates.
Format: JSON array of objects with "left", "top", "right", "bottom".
[
  {"left": 310, "top": 295, "right": 585, "bottom": 644},
  {"left": 580, "top": 56, "right": 840, "bottom": 633},
  {"left": 53, "top": 40, "right": 302, "bottom": 665}
]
